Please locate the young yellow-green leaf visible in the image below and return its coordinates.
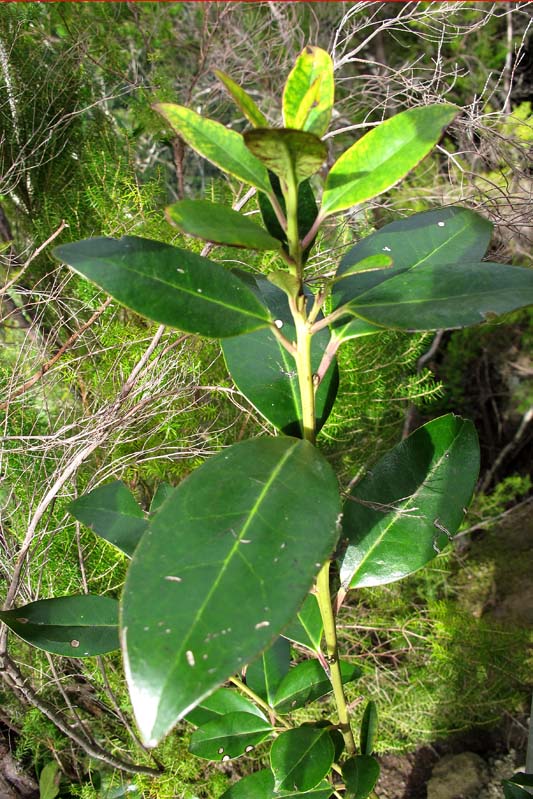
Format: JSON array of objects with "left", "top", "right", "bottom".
[
  {"left": 186, "top": 687, "right": 267, "bottom": 728},
  {"left": 271, "top": 726, "right": 334, "bottom": 793},
  {"left": 282, "top": 593, "right": 323, "bottom": 651},
  {"left": 321, "top": 104, "right": 458, "bottom": 216},
  {"left": 166, "top": 200, "right": 281, "bottom": 251},
  {"left": 189, "top": 712, "right": 273, "bottom": 760},
  {"left": 214, "top": 69, "right": 268, "bottom": 127},
  {"left": 244, "top": 129, "right": 327, "bottom": 187},
  {"left": 220, "top": 770, "right": 333, "bottom": 799},
  {"left": 246, "top": 636, "right": 291, "bottom": 705},
  {"left": 343, "top": 755, "right": 380, "bottom": 799},
  {"left": 54, "top": 237, "right": 271, "bottom": 339},
  {"left": 69, "top": 481, "right": 147, "bottom": 558},
  {"left": 0, "top": 595, "right": 119, "bottom": 657},
  {"left": 121, "top": 437, "right": 341, "bottom": 747},
  {"left": 154, "top": 103, "right": 271, "bottom": 193},
  {"left": 39, "top": 762, "right": 60, "bottom": 799},
  {"left": 222, "top": 274, "right": 338, "bottom": 436},
  {"left": 340, "top": 415, "right": 479, "bottom": 589},
  {"left": 360, "top": 701, "right": 378, "bottom": 756},
  {"left": 273, "top": 659, "right": 362, "bottom": 714},
  {"left": 283, "top": 46, "right": 334, "bottom": 137}
]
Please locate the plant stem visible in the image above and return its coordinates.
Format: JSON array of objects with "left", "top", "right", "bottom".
[
  {"left": 294, "top": 313, "right": 316, "bottom": 444},
  {"left": 316, "top": 561, "right": 356, "bottom": 755},
  {"left": 229, "top": 676, "right": 291, "bottom": 730}
]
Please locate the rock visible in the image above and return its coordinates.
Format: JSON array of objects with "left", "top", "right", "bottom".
[{"left": 427, "top": 752, "right": 489, "bottom": 799}]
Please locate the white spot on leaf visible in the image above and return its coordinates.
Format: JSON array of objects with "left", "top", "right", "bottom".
[
  {"left": 255, "top": 621, "right": 270, "bottom": 630},
  {"left": 274, "top": 319, "right": 283, "bottom": 328},
  {"left": 70, "top": 639, "right": 80, "bottom": 648},
  {"left": 186, "top": 650, "right": 195, "bottom": 667},
  {"left": 437, "top": 221, "right": 445, "bottom": 227},
  {"left": 164, "top": 575, "right": 182, "bottom": 582}
]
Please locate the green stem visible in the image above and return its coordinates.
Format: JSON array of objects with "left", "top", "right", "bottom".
[
  {"left": 285, "top": 172, "right": 301, "bottom": 272},
  {"left": 229, "top": 676, "right": 291, "bottom": 730},
  {"left": 294, "top": 313, "right": 316, "bottom": 444},
  {"left": 316, "top": 562, "right": 356, "bottom": 755}
]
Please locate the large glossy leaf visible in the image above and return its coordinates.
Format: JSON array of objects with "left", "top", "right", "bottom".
[
  {"left": 214, "top": 69, "right": 268, "bottom": 128},
  {"left": 246, "top": 636, "right": 291, "bottom": 705},
  {"left": 0, "top": 595, "right": 119, "bottom": 657},
  {"left": 321, "top": 104, "right": 457, "bottom": 216},
  {"left": 69, "top": 482, "right": 147, "bottom": 558},
  {"left": 189, "top": 712, "right": 273, "bottom": 760},
  {"left": 274, "top": 659, "right": 362, "bottom": 714},
  {"left": 340, "top": 415, "right": 479, "bottom": 589},
  {"left": 154, "top": 103, "right": 271, "bottom": 193},
  {"left": 244, "top": 129, "right": 327, "bottom": 186},
  {"left": 503, "top": 784, "right": 532, "bottom": 799},
  {"left": 359, "top": 701, "right": 378, "bottom": 756},
  {"left": 166, "top": 200, "right": 281, "bottom": 251},
  {"left": 222, "top": 274, "right": 338, "bottom": 436},
  {"left": 220, "top": 770, "right": 333, "bottom": 799},
  {"left": 122, "top": 437, "right": 340, "bottom": 746},
  {"left": 283, "top": 46, "right": 334, "bottom": 137},
  {"left": 258, "top": 174, "right": 318, "bottom": 261},
  {"left": 343, "top": 756, "right": 380, "bottom": 799},
  {"left": 271, "top": 726, "right": 334, "bottom": 793},
  {"left": 186, "top": 687, "right": 266, "bottom": 727},
  {"left": 332, "top": 207, "right": 493, "bottom": 342},
  {"left": 282, "top": 593, "right": 323, "bottom": 651},
  {"left": 54, "top": 237, "right": 271, "bottom": 339},
  {"left": 340, "top": 260, "right": 533, "bottom": 332}
]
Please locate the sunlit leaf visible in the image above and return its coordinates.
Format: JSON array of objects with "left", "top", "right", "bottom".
[
  {"left": 283, "top": 46, "right": 334, "bottom": 137},
  {"left": 246, "top": 636, "right": 291, "bottom": 705},
  {"left": 359, "top": 701, "right": 378, "bottom": 755},
  {"left": 166, "top": 200, "right": 281, "bottom": 250},
  {"left": 0, "top": 595, "right": 119, "bottom": 657},
  {"left": 186, "top": 687, "right": 267, "bottom": 727},
  {"left": 214, "top": 69, "right": 268, "bottom": 127},
  {"left": 244, "top": 129, "right": 327, "bottom": 186},
  {"left": 189, "top": 712, "right": 273, "bottom": 760},
  {"left": 340, "top": 415, "right": 479, "bottom": 589},
  {"left": 343, "top": 755, "right": 380, "bottom": 799},
  {"left": 282, "top": 593, "right": 323, "bottom": 651},
  {"left": 271, "top": 725, "right": 334, "bottom": 793},
  {"left": 274, "top": 659, "right": 362, "bottom": 714},
  {"left": 220, "top": 769, "right": 333, "bottom": 799}
]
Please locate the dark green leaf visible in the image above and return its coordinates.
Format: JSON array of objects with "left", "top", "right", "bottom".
[
  {"left": 246, "top": 636, "right": 291, "bottom": 705},
  {"left": 220, "top": 770, "right": 274, "bottom": 799},
  {"left": 69, "top": 481, "right": 147, "bottom": 558},
  {"left": 222, "top": 274, "right": 338, "bottom": 436},
  {"left": 277, "top": 781, "right": 334, "bottom": 798},
  {"left": 149, "top": 483, "right": 173, "bottom": 515},
  {"left": 343, "top": 755, "right": 380, "bottom": 799},
  {"left": 122, "top": 437, "right": 340, "bottom": 746},
  {"left": 360, "top": 701, "right": 378, "bottom": 755},
  {"left": 321, "top": 104, "right": 457, "bottom": 216},
  {"left": 340, "top": 260, "right": 533, "bottom": 333},
  {"left": 186, "top": 687, "right": 267, "bottom": 727},
  {"left": 166, "top": 200, "right": 281, "bottom": 251},
  {"left": 271, "top": 726, "right": 334, "bottom": 793},
  {"left": 154, "top": 103, "right": 271, "bottom": 193},
  {"left": 54, "top": 237, "right": 271, "bottom": 339},
  {"left": 244, "top": 129, "right": 327, "bottom": 186},
  {"left": 189, "top": 712, "right": 273, "bottom": 761},
  {"left": 332, "top": 207, "right": 492, "bottom": 342},
  {"left": 283, "top": 46, "right": 334, "bottom": 137},
  {"left": 274, "top": 659, "right": 362, "bottom": 714},
  {"left": 39, "top": 762, "right": 60, "bottom": 799},
  {"left": 335, "top": 254, "right": 393, "bottom": 279},
  {"left": 0, "top": 595, "right": 119, "bottom": 657},
  {"left": 214, "top": 69, "right": 268, "bottom": 128},
  {"left": 258, "top": 175, "right": 318, "bottom": 262},
  {"left": 340, "top": 415, "right": 479, "bottom": 589},
  {"left": 510, "top": 775, "right": 533, "bottom": 787},
  {"left": 282, "top": 593, "right": 323, "bottom": 651},
  {"left": 503, "top": 783, "right": 533, "bottom": 799}
]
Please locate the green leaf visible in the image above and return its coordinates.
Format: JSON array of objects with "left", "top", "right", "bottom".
[
  {"left": 214, "top": 69, "right": 268, "bottom": 127},
  {"left": 54, "top": 237, "right": 271, "bottom": 339},
  {"left": 271, "top": 726, "right": 334, "bottom": 793},
  {"left": 186, "top": 687, "right": 267, "bottom": 728},
  {"left": 121, "top": 437, "right": 341, "bottom": 746},
  {"left": 69, "top": 481, "right": 147, "bottom": 558},
  {"left": 244, "top": 129, "right": 327, "bottom": 187},
  {"left": 220, "top": 769, "right": 333, "bottom": 799},
  {"left": 503, "top": 784, "right": 532, "bottom": 799},
  {"left": 283, "top": 46, "right": 334, "bottom": 137},
  {"left": 321, "top": 104, "right": 458, "bottom": 216},
  {"left": 39, "top": 762, "right": 60, "bottom": 799},
  {"left": 154, "top": 103, "right": 271, "bottom": 193},
  {"left": 282, "top": 593, "right": 323, "bottom": 651},
  {"left": 339, "top": 260, "right": 533, "bottom": 333},
  {"left": 359, "top": 701, "right": 378, "bottom": 755},
  {"left": 274, "top": 659, "right": 362, "bottom": 714},
  {"left": 508, "top": 775, "right": 533, "bottom": 787},
  {"left": 222, "top": 274, "right": 338, "bottom": 436},
  {"left": 246, "top": 636, "right": 291, "bottom": 705},
  {"left": 332, "top": 207, "right": 493, "bottom": 342},
  {"left": 258, "top": 174, "right": 318, "bottom": 262},
  {"left": 189, "top": 712, "right": 273, "bottom": 761},
  {"left": 166, "top": 200, "right": 281, "bottom": 251},
  {"left": 0, "top": 595, "right": 119, "bottom": 657},
  {"left": 343, "top": 755, "right": 380, "bottom": 799},
  {"left": 340, "top": 415, "right": 479, "bottom": 589},
  {"left": 149, "top": 483, "right": 173, "bottom": 515},
  {"left": 334, "top": 254, "right": 393, "bottom": 280}
]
